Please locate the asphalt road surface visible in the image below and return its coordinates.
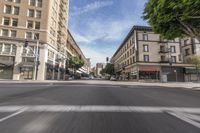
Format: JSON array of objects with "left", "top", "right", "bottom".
[{"left": 0, "top": 81, "right": 200, "bottom": 133}]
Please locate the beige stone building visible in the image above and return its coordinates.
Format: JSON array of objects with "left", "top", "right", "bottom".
[
  {"left": 67, "top": 30, "right": 90, "bottom": 75},
  {"left": 0, "top": 0, "right": 70, "bottom": 80},
  {"left": 111, "top": 26, "right": 200, "bottom": 82}
]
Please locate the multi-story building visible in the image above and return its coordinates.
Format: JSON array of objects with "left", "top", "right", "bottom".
[
  {"left": 111, "top": 25, "right": 200, "bottom": 82},
  {"left": 95, "top": 63, "right": 106, "bottom": 77},
  {"left": 66, "top": 30, "right": 90, "bottom": 75},
  {"left": 0, "top": 0, "right": 70, "bottom": 80}
]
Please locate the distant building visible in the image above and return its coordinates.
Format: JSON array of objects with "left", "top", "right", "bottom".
[
  {"left": 96, "top": 63, "right": 106, "bottom": 77},
  {"left": 111, "top": 25, "right": 200, "bottom": 82}
]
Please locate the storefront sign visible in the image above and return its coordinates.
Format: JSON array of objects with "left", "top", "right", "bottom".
[{"left": 139, "top": 67, "right": 160, "bottom": 71}]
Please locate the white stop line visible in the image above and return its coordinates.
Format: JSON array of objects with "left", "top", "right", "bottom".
[
  {"left": 0, "top": 105, "right": 199, "bottom": 113},
  {"left": 0, "top": 105, "right": 200, "bottom": 128}
]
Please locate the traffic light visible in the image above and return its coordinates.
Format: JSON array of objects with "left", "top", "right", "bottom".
[{"left": 24, "top": 40, "right": 29, "bottom": 48}]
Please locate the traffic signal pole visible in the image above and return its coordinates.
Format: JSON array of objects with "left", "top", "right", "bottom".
[{"left": 33, "top": 39, "right": 39, "bottom": 80}]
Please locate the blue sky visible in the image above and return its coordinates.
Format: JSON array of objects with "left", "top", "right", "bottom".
[{"left": 68, "top": 0, "right": 148, "bottom": 66}]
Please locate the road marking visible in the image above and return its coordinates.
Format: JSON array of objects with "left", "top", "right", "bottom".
[
  {"left": 167, "top": 112, "right": 200, "bottom": 129},
  {"left": 0, "top": 106, "right": 199, "bottom": 113},
  {"left": 0, "top": 108, "right": 27, "bottom": 122}
]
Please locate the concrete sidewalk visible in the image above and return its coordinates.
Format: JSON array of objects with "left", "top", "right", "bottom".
[{"left": 0, "top": 80, "right": 200, "bottom": 89}]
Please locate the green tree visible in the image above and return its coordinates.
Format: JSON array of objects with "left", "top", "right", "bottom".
[
  {"left": 101, "top": 63, "right": 115, "bottom": 75},
  {"left": 143, "top": 0, "right": 200, "bottom": 41},
  {"left": 68, "top": 57, "right": 84, "bottom": 73},
  {"left": 187, "top": 55, "right": 200, "bottom": 80}
]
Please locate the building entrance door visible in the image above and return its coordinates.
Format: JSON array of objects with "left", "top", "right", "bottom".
[{"left": 20, "top": 67, "right": 33, "bottom": 80}]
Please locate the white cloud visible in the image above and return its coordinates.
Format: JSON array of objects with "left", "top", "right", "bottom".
[
  {"left": 80, "top": 46, "right": 114, "bottom": 66},
  {"left": 70, "top": 1, "right": 113, "bottom": 16},
  {"left": 71, "top": 18, "right": 134, "bottom": 44}
]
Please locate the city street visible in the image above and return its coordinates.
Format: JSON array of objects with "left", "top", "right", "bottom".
[{"left": 0, "top": 81, "right": 200, "bottom": 133}]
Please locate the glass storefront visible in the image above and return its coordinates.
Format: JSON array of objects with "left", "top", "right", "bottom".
[
  {"left": 20, "top": 67, "right": 33, "bottom": 80},
  {"left": 0, "top": 65, "right": 13, "bottom": 79},
  {"left": 0, "top": 56, "right": 15, "bottom": 79},
  {"left": 139, "top": 71, "right": 160, "bottom": 80}
]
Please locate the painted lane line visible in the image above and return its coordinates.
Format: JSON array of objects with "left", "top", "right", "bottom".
[
  {"left": 167, "top": 112, "right": 200, "bottom": 129},
  {"left": 0, "top": 108, "right": 27, "bottom": 122},
  {"left": 0, "top": 106, "right": 199, "bottom": 113}
]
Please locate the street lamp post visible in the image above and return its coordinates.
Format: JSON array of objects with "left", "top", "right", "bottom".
[{"left": 24, "top": 35, "right": 39, "bottom": 80}]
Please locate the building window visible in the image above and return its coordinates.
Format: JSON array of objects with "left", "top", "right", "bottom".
[
  {"left": 184, "top": 40, "right": 188, "bottom": 45},
  {"left": 161, "top": 56, "right": 165, "bottom": 61},
  {"left": 14, "top": 0, "right": 21, "bottom": 3},
  {"left": 4, "top": 44, "right": 11, "bottom": 53},
  {"left": 25, "top": 32, "right": 32, "bottom": 39},
  {"left": 2, "top": 29, "right": 9, "bottom": 37},
  {"left": 12, "top": 18, "right": 18, "bottom": 26},
  {"left": 28, "top": 9, "right": 34, "bottom": 17},
  {"left": 171, "top": 56, "right": 176, "bottom": 63},
  {"left": 0, "top": 43, "right": 3, "bottom": 52},
  {"left": 3, "top": 17, "right": 10, "bottom": 25},
  {"left": 144, "top": 55, "right": 149, "bottom": 62},
  {"left": 29, "top": 0, "right": 36, "bottom": 6},
  {"left": 178, "top": 54, "right": 182, "bottom": 61},
  {"left": 4, "top": 5, "right": 12, "bottom": 14},
  {"left": 36, "top": 10, "right": 41, "bottom": 18},
  {"left": 185, "top": 48, "right": 190, "bottom": 56},
  {"left": 143, "top": 44, "right": 149, "bottom": 52},
  {"left": 133, "top": 57, "right": 135, "bottom": 63},
  {"left": 143, "top": 34, "right": 148, "bottom": 41},
  {"left": 37, "top": 0, "right": 42, "bottom": 7},
  {"left": 170, "top": 46, "right": 176, "bottom": 53},
  {"left": 34, "top": 33, "right": 39, "bottom": 39},
  {"left": 13, "top": 6, "right": 20, "bottom": 15},
  {"left": 27, "top": 20, "right": 33, "bottom": 28},
  {"left": 10, "top": 30, "right": 17, "bottom": 37},
  {"left": 35, "top": 22, "right": 40, "bottom": 29}
]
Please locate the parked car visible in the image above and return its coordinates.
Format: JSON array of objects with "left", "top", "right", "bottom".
[{"left": 110, "top": 77, "right": 117, "bottom": 81}]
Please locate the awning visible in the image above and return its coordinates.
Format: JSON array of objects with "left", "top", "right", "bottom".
[
  {"left": 19, "top": 62, "right": 34, "bottom": 68},
  {"left": 0, "top": 60, "right": 14, "bottom": 66},
  {"left": 185, "top": 67, "right": 200, "bottom": 74}
]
